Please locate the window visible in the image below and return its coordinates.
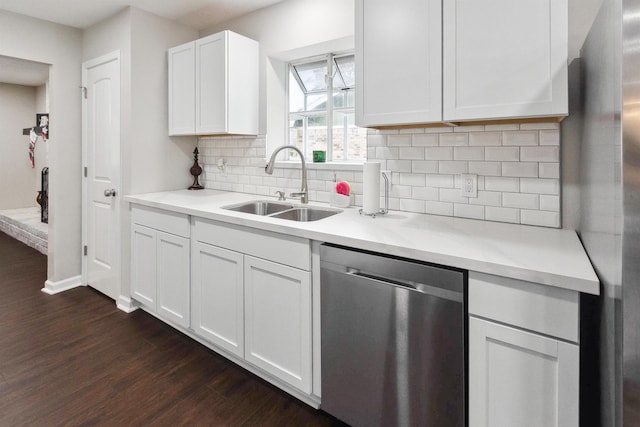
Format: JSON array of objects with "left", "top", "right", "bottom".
[{"left": 288, "top": 53, "right": 367, "bottom": 162}]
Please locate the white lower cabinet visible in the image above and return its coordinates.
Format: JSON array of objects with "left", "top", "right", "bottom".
[
  {"left": 244, "top": 256, "right": 311, "bottom": 394},
  {"left": 468, "top": 271, "right": 580, "bottom": 427},
  {"left": 191, "top": 218, "right": 312, "bottom": 394},
  {"left": 130, "top": 206, "right": 190, "bottom": 328},
  {"left": 469, "top": 317, "right": 579, "bottom": 427},
  {"left": 191, "top": 241, "right": 244, "bottom": 357}
]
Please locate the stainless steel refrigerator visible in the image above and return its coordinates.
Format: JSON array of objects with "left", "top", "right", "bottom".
[{"left": 574, "top": 0, "right": 640, "bottom": 425}]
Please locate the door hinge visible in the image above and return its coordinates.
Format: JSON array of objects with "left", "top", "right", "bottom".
[
  {"left": 80, "top": 86, "right": 87, "bottom": 99},
  {"left": 84, "top": 167, "right": 87, "bottom": 178},
  {"left": 84, "top": 245, "right": 87, "bottom": 256}
]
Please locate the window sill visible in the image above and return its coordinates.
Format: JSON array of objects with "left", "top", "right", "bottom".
[{"left": 274, "top": 161, "right": 364, "bottom": 171}]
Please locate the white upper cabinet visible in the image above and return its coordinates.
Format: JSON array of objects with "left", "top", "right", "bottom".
[
  {"left": 355, "top": 0, "right": 568, "bottom": 126},
  {"left": 355, "top": 0, "right": 442, "bottom": 127},
  {"left": 443, "top": 0, "right": 568, "bottom": 121},
  {"left": 168, "top": 30, "right": 259, "bottom": 136}
]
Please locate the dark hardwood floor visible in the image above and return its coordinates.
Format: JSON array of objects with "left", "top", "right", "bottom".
[{"left": 0, "top": 231, "right": 344, "bottom": 426}]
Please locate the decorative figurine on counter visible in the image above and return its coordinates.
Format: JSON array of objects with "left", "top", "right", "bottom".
[{"left": 188, "top": 147, "right": 204, "bottom": 190}]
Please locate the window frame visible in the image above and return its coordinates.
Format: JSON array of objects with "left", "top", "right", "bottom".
[{"left": 286, "top": 51, "right": 365, "bottom": 163}]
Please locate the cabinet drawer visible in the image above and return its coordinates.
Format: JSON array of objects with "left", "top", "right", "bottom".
[
  {"left": 131, "top": 205, "right": 190, "bottom": 238},
  {"left": 194, "top": 218, "right": 310, "bottom": 271},
  {"left": 469, "top": 271, "right": 579, "bottom": 343}
]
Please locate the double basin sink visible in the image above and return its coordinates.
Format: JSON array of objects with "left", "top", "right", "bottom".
[{"left": 222, "top": 200, "right": 341, "bottom": 222}]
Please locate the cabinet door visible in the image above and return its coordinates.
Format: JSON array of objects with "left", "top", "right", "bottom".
[
  {"left": 469, "top": 316, "right": 578, "bottom": 427},
  {"left": 168, "top": 41, "right": 195, "bottom": 135},
  {"left": 156, "top": 231, "right": 190, "bottom": 328},
  {"left": 443, "top": 0, "right": 568, "bottom": 121},
  {"left": 131, "top": 224, "right": 156, "bottom": 309},
  {"left": 196, "top": 32, "right": 227, "bottom": 134},
  {"left": 355, "top": 0, "right": 442, "bottom": 126},
  {"left": 191, "top": 242, "right": 244, "bottom": 357},
  {"left": 244, "top": 256, "right": 312, "bottom": 393}
]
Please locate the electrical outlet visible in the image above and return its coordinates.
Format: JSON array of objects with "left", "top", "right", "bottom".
[{"left": 460, "top": 174, "right": 477, "bottom": 197}]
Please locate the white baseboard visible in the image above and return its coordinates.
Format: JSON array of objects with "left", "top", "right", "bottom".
[
  {"left": 116, "top": 295, "right": 138, "bottom": 313},
  {"left": 41, "top": 275, "right": 83, "bottom": 295}
]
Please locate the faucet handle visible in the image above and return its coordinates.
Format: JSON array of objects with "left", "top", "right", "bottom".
[{"left": 275, "top": 190, "right": 286, "bottom": 201}]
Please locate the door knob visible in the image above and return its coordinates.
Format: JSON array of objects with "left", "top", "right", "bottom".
[{"left": 104, "top": 189, "right": 116, "bottom": 197}]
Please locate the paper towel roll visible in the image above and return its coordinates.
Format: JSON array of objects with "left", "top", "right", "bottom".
[{"left": 363, "top": 161, "right": 381, "bottom": 214}]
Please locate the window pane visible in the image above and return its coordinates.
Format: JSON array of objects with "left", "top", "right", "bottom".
[
  {"left": 335, "top": 55, "right": 355, "bottom": 88},
  {"left": 333, "top": 89, "right": 354, "bottom": 108},
  {"left": 293, "top": 60, "right": 327, "bottom": 92},
  {"left": 334, "top": 111, "right": 367, "bottom": 160},
  {"left": 289, "top": 69, "right": 304, "bottom": 112},
  {"left": 306, "top": 93, "right": 327, "bottom": 111},
  {"left": 289, "top": 114, "right": 304, "bottom": 155},
  {"left": 306, "top": 115, "right": 327, "bottom": 160},
  {"left": 332, "top": 91, "right": 345, "bottom": 108}
]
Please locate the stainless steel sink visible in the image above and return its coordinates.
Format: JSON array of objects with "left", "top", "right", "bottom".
[
  {"left": 270, "top": 207, "right": 341, "bottom": 222},
  {"left": 222, "top": 200, "right": 341, "bottom": 222},
  {"left": 222, "top": 200, "right": 295, "bottom": 215}
]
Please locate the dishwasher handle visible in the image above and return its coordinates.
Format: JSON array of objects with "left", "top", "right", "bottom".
[{"left": 346, "top": 268, "right": 463, "bottom": 303}]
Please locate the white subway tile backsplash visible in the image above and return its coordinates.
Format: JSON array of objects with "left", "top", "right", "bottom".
[
  {"left": 481, "top": 176, "right": 520, "bottom": 192},
  {"left": 439, "top": 161, "right": 468, "bottom": 174},
  {"left": 426, "top": 201, "right": 454, "bottom": 216},
  {"left": 469, "top": 132, "right": 502, "bottom": 146},
  {"left": 502, "top": 162, "right": 538, "bottom": 177},
  {"left": 439, "top": 133, "right": 469, "bottom": 146},
  {"left": 502, "top": 131, "right": 539, "bottom": 146},
  {"left": 520, "top": 178, "right": 560, "bottom": 195},
  {"left": 440, "top": 188, "right": 469, "bottom": 204},
  {"left": 454, "top": 147, "right": 484, "bottom": 160},
  {"left": 486, "top": 206, "right": 520, "bottom": 223},
  {"left": 388, "top": 135, "right": 412, "bottom": 146},
  {"left": 469, "top": 161, "right": 501, "bottom": 176},
  {"left": 454, "top": 203, "right": 485, "bottom": 220},
  {"left": 426, "top": 174, "right": 455, "bottom": 188},
  {"left": 539, "top": 162, "right": 560, "bottom": 179},
  {"left": 399, "top": 173, "right": 427, "bottom": 186},
  {"left": 387, "top": 160, "right": 413, "bottom": 173},
  {"left": 520, "top": 146, "right": 560, "bottom": 162},
  {"left": 539, "top": 130, "right": 560, "bottom": 146},
  {"left": 412, "top": 134, "right": 439, "bottom": 146},
  {"left": 469, "top": 191, "right": 502, "bottom": 207},
  {"left": 540, "top": 195, "right": 560, "bottom": 212},
  {"left": 521, "top": 210, "right": 560, "bottom": 228},
  {"left": 485, "top": 147, "right": 519, "bottom": 161},
  {"left": 399, "top": 147, "right": 425, "bottom": 159},
  {"left": 503, "top": 192, "right": 539, "bottom": 209},
  {"left": 400, "top": 199, "right": 426, "bottom": 213},
  {"left": 412, "top": 160, "right": 439, "bottom": 173},
  {"left": 199, "top": 120, "right": 562, "bottom": 228},
  {"left": 412, "top": 187, "right": 440, "bottom": 201},
  {"left": 426, "top": 147, "right": 453, "bottom": 160}
]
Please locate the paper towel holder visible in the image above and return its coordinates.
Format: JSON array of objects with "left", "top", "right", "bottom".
[{"left": 359, "top": 171, "right": 389, "bottom": 218}]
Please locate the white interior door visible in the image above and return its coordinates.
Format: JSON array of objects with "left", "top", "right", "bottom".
[{"left": 82, "top": 51, "right": 121, "bottom": 300}]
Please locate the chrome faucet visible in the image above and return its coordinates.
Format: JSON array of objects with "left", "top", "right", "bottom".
[{"left": 265, "top": 145, "right": 308, "bottom": 204}]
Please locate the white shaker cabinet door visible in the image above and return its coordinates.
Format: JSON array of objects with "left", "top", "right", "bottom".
[
  {"left": 168, "top": 41, "right": 195, "bottom": 135},
  {"left": 443, "top": 0, "right": 568, "bottom": 121},
  {"left": 244, "top": 256, "right": 312, "bottom": 394},
  {"left": 156, "top": 231, "right": 190, "bottom": 329},
  {"left": 355, "top": 0, "right": 442, "bottom": 126},
  {"left": 195, "top": 32, "right": 227, "bottom": 134},
  {"left": 131, "top": 224, "right": 157, "bottom": 310},
  {"left": 191, "top": 242, "right": 245, "bottom": 358},
  {"left": 469, "top": 316, "right": 579, "bottom": 427}
]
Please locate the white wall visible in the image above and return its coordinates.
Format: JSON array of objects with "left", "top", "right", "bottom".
[
  {"left": 0, "top": 83, "right": 37, "bottom": 209},
  {"left": 0, "top": 10, "right": 82, "bottom": 283},
  {"left": 200, "top": 0, "right": 355, "bottom": 141},
  {"left": 83, "top": 7, "right": 198, "bottom": 301}
]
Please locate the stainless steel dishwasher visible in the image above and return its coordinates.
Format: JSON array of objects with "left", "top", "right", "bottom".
[{"left": 320, "top": 243, "right": 466, "bottom": 427}]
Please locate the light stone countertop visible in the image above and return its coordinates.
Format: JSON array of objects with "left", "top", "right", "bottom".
[{"left": 125, "top": 189, "right": 599, "bottom": 295}]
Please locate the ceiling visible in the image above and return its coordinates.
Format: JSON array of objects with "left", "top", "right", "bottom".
[{"left": 0, "top": 0, "right": 284, "bottom": 30}]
